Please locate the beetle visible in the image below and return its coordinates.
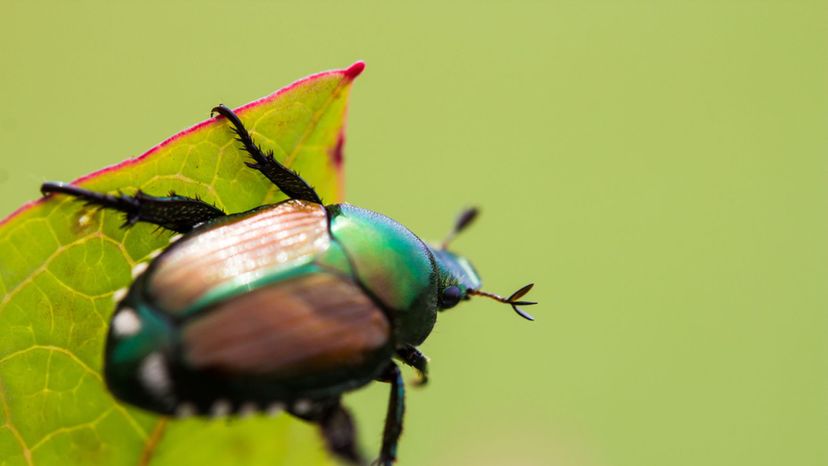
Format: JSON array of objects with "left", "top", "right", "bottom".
[{"left": 40, "top": 104, "right": 536, "bottom": 466}]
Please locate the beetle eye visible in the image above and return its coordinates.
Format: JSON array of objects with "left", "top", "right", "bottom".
[{"left": 440, "top": 286, "right": 462, "bottom": 309}]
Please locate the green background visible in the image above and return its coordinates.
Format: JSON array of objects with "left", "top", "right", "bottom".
[{"left": 2, "top": 1, "right": 826, "bottom": 465}]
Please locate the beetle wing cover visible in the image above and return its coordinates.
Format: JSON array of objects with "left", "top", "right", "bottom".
[
  {"left": 149, "top": 200, "right": 329, "bottom": 312},
  {"left": 181, "top": 273, "right": 390, "bottom": 377}
]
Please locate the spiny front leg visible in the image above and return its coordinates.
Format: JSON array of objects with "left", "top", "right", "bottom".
[
  {"left": 396, "top": 345, "right": 429, "bottom": 386},
  {"left": 374, "top": 362, "right": 406, "bottom": 466},
  {"left": 41, "top": 182, "right": 226, "bottom": 233},
  {"left": 210, "top": 104, "right": 322, "bottom": 204}
]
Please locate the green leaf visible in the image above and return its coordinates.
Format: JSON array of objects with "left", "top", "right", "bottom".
[{"left": 0, "top": 62, "right": 364, "bottom": 466}]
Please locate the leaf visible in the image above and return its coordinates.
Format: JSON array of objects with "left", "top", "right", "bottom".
[{"left": 0, "top": 62, "right": 365, "bottom": 466}]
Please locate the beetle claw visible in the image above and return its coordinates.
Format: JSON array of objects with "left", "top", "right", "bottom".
[{"left": 412, "top": 372, "right": 429, "bottom": 387}]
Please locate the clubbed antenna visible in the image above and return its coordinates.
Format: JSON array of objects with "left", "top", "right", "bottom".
[
  {"left": 468, "top": 283, "right": 537, "bottom": 321},
  {"left": 441, "top": 207, "right": 480, "bottom": 250}
]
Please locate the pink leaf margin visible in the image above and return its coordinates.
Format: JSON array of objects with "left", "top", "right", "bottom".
[{"left": 0, "top": 61, "right": 365, "bottom": 228}]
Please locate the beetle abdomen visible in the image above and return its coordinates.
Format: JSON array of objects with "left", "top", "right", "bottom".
[
  {"left": 182, "top": 272, "right": 391, "bottom": 377},
  {"left": 148, "top": 200, "right": 329, "bottom": 312},
  {"left": 107, "top": 270, "right": 393, "bottom": 414}
]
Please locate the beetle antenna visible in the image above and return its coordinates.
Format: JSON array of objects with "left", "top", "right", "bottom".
[
  {"left": 468, "top": 283, "right": 537, "bottom": 321},
  {"left": 441, "top": 207, "right": 480, "bottom": 249}
]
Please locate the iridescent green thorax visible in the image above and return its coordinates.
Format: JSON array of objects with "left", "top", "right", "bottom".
[
  {"left": 327, "top": 204, "right": 438, "bottom": 345},
  {"left": 431, "top": 248, "right": 482, "bottom": 295}
]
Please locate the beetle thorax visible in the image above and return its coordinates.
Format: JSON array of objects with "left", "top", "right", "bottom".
[{"left": 327, "top": 204, "right": 439, "bottom": 345}]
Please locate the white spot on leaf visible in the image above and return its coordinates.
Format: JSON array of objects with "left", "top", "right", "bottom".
[{"left": 78, "top": 212, "right": 94, "bottom": 228}]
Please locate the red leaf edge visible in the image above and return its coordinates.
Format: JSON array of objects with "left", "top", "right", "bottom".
[{"left": 0, "top": 61, "right": 365, "bottom": 228}]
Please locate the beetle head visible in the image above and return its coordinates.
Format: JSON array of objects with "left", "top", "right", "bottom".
[
  {"left": 433, "top": 207, "right": 536, "bottom": 320},
  {"left": 433, "top": 248, "right": 482, "bottom": 310}
]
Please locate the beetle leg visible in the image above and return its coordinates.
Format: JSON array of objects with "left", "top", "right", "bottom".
[
  {"left": 41, "top": 182, "right": 225, "bottom": 233},
  {"left": 318, "top": 402, "right": 366, "bottom": 466},
  {"left": 395, "top": 345, "right": 429, "bottom": 386},
  {"left": 375, "top": 362, "right": 405, "bottom": 466},
  {"left": 290, "top": 398, "right": 366, "bottom": 466},
  {"left": 210, "top": 104, "right": 322, "bottom": 204}
]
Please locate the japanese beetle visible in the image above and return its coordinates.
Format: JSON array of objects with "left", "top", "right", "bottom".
[{"left": 40, "top": 104, "right": 536, "bottom": 466}]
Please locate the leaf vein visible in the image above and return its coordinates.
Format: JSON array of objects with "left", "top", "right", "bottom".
[
  {"left": 29, "top": 407, "right": 113, "bottom": 451},
  {"left": 0, "top": 377, "right": 33, "bottom": 466},
  {"left": 282, "top": 77, "right": 348, "bottom": 167},
  {"left": 0, "top": 345, "right": 150, "bottom": 441}
]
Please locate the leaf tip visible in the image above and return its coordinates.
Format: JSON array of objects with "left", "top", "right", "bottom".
[{"left": 344, "top": 61, "right": 366, "bottom": 81}]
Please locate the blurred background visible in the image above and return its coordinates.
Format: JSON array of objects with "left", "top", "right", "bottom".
[{"left": 2, "top": 1, "right": 827, "bottom": 465}]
